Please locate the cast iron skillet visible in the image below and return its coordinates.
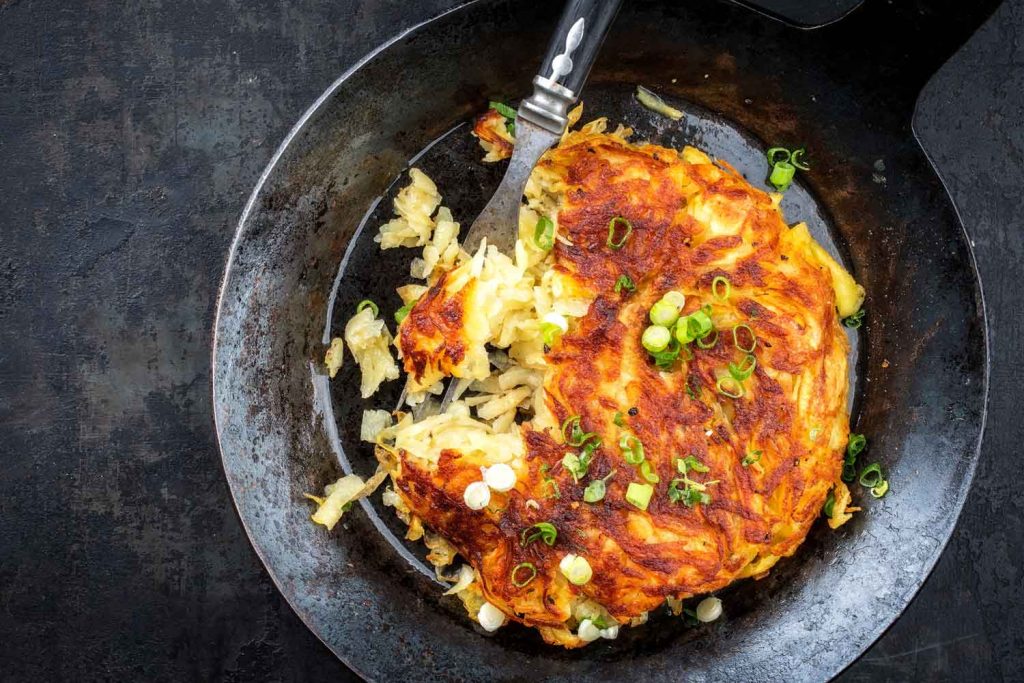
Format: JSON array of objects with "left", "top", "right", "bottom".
[{"left": 212, "top": 0, "right": 995, "bottom": 679}]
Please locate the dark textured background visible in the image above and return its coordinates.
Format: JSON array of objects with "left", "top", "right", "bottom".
[{"left": 0, "top": 0, "right": 1020, "bottom": 680}]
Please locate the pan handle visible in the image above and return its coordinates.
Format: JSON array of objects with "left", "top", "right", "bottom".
[{"left": 518, "top": 0, "right": 623, "bottom": 135}]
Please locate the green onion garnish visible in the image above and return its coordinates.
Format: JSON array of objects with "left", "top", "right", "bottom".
[
  {"left": 847, "top": 433, "right": 867, "bottom": 459},
  {"left": 870, "top": 480, "right": 890, "bottom": 498},
  {"left": 489, "top": 101, "right": 517, "bottom": 120},
  {"left": 394, "top": 299, "right": 417, "bottom": 324},
  {"left": 561, "top": 415, "right": 597, "bottom": 447},
  {"left": 742, "top": 450, "right": 762, "bottom": 467},
  {"left": 685, "top": 378, "right": 701, "bottom": 400},
  {"left": 822, "top": 490, "right": 836, "bottom": 517},
  {"left": 625, "top": 482, "right": 654, "bottom": 510},
  {"left": 790, "top": 148, "right": 810, "bottom": 171},
  {"left": 613, "top": 411, "right": 625, "bottom": 427},
  {"left": 716, "top": 376, "right": 745, "bottom": 398},
  {"left": 562, "top": 452, "right": 587, "bottom": 482},
  {"left": 521, "top": 522, "right": 557, "bottom": 547},
  {"left": 843, "top": 309, "right": 866, "bottom": 329},
  {"left": 540, "top": 464, "right": 561, "bottom": 499},
  {"left": 649, "top": 300, "right": 680, "bottom": 327},
  {"left": 732, "top": 324, "right": 757, "bottom": 353},
  {"left": 534, "top": 216, "right": 555, "bottom": 250},
  {"left": 615, "top": 274, "right": 636, "bottom": 293},
  {"left": 674, "top": 310, "right": 714, "bottom": 345},
  {"left": 583, "top": 470, "right": 616, "bottom": 503},
  {"left": 765, "top": 146, "right": 807, "bottom": 192},
  {"left": 642, "top": 325, "right": 672, "bottom": 353},
  {"left": 619, "top": 433, "right": 645, "bottom": 465},
  {"left": 696, "top": 329, "right": 719, "bottom": 349},
  {"left": 649, "top": 337, "right": 683, "bottom": 369},
  {"left": 540, "top": 322, "right": 563, "bottom": 347},
  {"left": 511, "top": 562, "right": 537, "bottom": 587},
  {"left": 678, "top": 455, "right": 709, "bottom": 474},
  {"left": 712, "top": 276, "right": 731, "bottom": 301},
  {"left": 639, "top": 460, "right": 660, "bottom": 484},
  {"left": 841, "top": 462, "right": 857, "bottom": 483},
  {"left": 858, "top": 463, "right": 884, "bottom": 488},
  {"left": 728, "top": 354, "right": 757, "bottom": 382},
  {"left": 356, "top": 299, "right": 379, "bottom": 317},
  {"left": 607, "top": 216, "right": 633, "bottom": 249}
]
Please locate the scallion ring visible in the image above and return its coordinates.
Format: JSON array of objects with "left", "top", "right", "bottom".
[
  {"left": 728, "top": 354, "right": 757, "bottom": 382},
  {"left": 766, "top": 147, "right": 791, "bottom": 165},
  {"left": 511, "top": 562, "right": 537, "bottom": 587},
  {"left": 823, "top": 490, "right": 836, "bottom": 517},
  {"left": 870, "top": 480, "right": 890, "bottom": 498},
  {"left": 712, "top": 276, "right": 731, "bottom": 301},
  {"left": 489, "top": 100, "right": 517, "bottom": 120},
  {"left": 841, "top": 462, "right": 857, "bottom": 483},
  {"left": 847, "top": 433, "right": 867, "bottom": 459},
  {"left": 619, "top": 433, "right": 645, "bottom": 465},
  {"left": 790, "top": 148, "right": 810, "bottom": 171},
  {"left": 534, "top": 216, "right": 555, "bottom": 250},
  {"left": 607, "top": 216, "right": 633, "bottom": 250},
  {"left": 394, "top": 299, "right": 417, "bottom": 324},
  {"left": 858, "top": 463, "right": 885, "bottom": 489},
  {"left": 356, "top": 299, "right": 379, "bottom": 317},
  {"left": 843, "top": 309, "right": 866, "bottom": 329},
  {"left": 614, "top": 274, "right": 636, "bottom": 293},
  {"left": 716, "top": 376, "right": 745, "bottom": 399},
  {"left": 696, "top": 329, "right": 719, "bottom": 349},
  {"left": 642, "top": 325, "right": 672, "bottom": 353},
  {"left": 769, "top": 161, "right": 796, "bottom": 192},
  {"left": 639, "top": 460, "right": 660, "bottom": 484},
  {"left": 521, "top": 522, "right": 558, "bottom": 547},
  {"left": 732, "top": 324, "right": 757, "bottom": 353}
]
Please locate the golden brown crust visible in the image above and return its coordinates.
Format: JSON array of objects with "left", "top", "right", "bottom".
[{"left": 390, "top": 130, "right": 851, "bottom": 642}]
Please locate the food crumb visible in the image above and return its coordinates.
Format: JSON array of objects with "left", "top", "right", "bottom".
[{"left": 882, "top": 359, "right": 890, "bottom": 368}]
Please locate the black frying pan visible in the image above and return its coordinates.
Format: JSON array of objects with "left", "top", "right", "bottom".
[{"left": 212, "top": 0, "right": 994, "bottom": 679}]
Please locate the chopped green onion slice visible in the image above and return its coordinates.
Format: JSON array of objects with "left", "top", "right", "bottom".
[
  {"left": 511, "top": 562, "right": 537, "bottom": 587},
  {"left": 562, "top": 452, "right": 587, "bottom": 482},
  {"left": 625, "top": 482, "right": 654, "bottom": 510},
  {"left": 619, "top": 433, "right": 646, "bottom": 465},
  {"left": 534, "top": 216, "right": 555, "bottom": 250},
  {"left": 684, "top": 487, "right": 711, "bottom": 507},
  {"left": 769, "top": 160, "right": 796, "bottom": 192},
  {"left": 823, "top": 490, "right": 836, "bottom": 517},
  {"left": 639, "top": 460, "right": 660, "bottom": 484},
  {"left": 356, "top": 299, "right": 379, "bottom": 317},
  {"left": 394, "top": 299, "right": 417, "bottom": 324},
  {"left": 649, "top": 337, "right": 682, "bottom": 369},
  {"left": 732, "top": 324, "right": 757, "bottom": 353},
  {"left": 841, "top": 462, "right": 857, "bottom": 483},
  {"left": 607, "top": 216, "right": 633, "bottom": 249},
  {"left": 790, "top": 148, "right": 810, "bottom": 171},
  {"left": 843, "top": 309, "right": 866, "bottom": 329},
  {"left": 766, "top": 147, "right": 791, "bottom": 165},
  {"left": 642, "top": 325, "right": 672, "bottom": 353},
  {"left": 696, "top": 329, "right": 719, "bottom": 349},
  {"left": 559, "top": 553, "right": 593, "bottom": 585},
  {"left": 678, "top": 455, "right": 710, "bottom": 474},
  {"left": 635, "top": 85, "right": 684, "bottom": 121},
  {"left": 846, "top": 433, "right": 867, "bottom": 461},
  {"left": 489, "top": 100, "right": 517, "bottom": 120},
  {"left": 561, "top": 415, "right": 596, "bottom": 447},
  {"left": 728, "top": 354, "right": 757, "bottom": 382},
  {"left": 650, "top": 300, "right": 680, "bottom": 327},
  {"left": 712, "top": 276, "right": 731, "bottom": 301},
  {"left": 540, "top": 322, "right": 564, "bottom": 347},
  {"left": 613, "top": 411, "right": 625, "bottom": 427},
  {"left": 685, "top": 378, "right": 701, "bottom": 399},
  {"left": 615, "top": 274, "right": 636, "bottom": 293},
  {"left": 870, "top": 480, "right": 890, "bottom": 498},
  {"left": 742, "top": 450, "right": 762, "bottom": 467},
  {"left": 521, "top": 522, "right": 558, "bottom": 547},
  {"left": 584, "top": 469, "right": 616, "bottom": 503},
  {"left": 662, "top": 290, "right": 686, "bottom": 310},
  {"left": 674, "top": 310, "right": 713, "bottom": 345},
  {"left": 858, "top": 463, "right": 884, "bottom": 488},
  {"left": 716, "top": 376, "right": 745, "bottom": 399}
]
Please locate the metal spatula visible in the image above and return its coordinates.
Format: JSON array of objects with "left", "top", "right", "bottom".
[{"left": 398, "top": 0, "right": 622, "bottom": 414}]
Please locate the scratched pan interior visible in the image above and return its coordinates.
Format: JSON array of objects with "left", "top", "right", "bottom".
[{"left": 212, "top": 0, "right": 992, "bottom": 680}]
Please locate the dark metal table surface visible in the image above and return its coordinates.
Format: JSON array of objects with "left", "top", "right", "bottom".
[{"left": 0, "top": 1, "right": 1020, "bottom": 680}]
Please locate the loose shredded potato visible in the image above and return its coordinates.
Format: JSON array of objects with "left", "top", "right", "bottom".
[{"left": 344, "top": 307, "right": 399, "bottom": 398}]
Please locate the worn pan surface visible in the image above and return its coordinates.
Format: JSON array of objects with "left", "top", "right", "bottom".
[{"left": 212, "top": 0, "right": 993, "bottom": 679}]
